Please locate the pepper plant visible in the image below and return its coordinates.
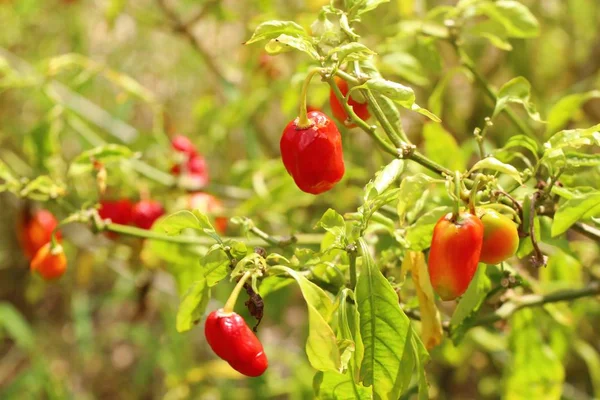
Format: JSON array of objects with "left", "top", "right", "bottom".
[{"left": 1, "top": 0, "right": 600, "bottom": 398}]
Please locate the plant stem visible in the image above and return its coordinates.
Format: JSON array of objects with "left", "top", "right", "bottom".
[
  {"left": 223, "top": 271, "right": 252, "bottom": 313},
  {"left": 249, "top": 226, "right": 298, "bottom": 247},
  {"left": 572, "top": 222, "right": 600, "bottom": 242},
  {"left": 104, "top": 222, "right": 323, "bottom": 247},
  {"left": 297, "top": 69, "right": 321, "bottom": 128},
  {"left": 474, "top": 282, "right": 600, "bottom": 326},
  {"left": 528, "top": 191, "right": 547, "bottom": 267},
  {"left": 326, "top": 76, "right": 397, "bottom": 156},
  {"left": 347, "top": 243, "right": 358, "bottom": 289}
]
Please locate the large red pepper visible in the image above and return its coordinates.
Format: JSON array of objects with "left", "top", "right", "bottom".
[
  {"left": 428, "top": 212, "right": 484, "bottom": 301},
  {"left": 329, "top": 76, "right": 370, "bottom": 127},
  {"left": 479, "top": 210, "right": 519, "bottom": 265},
  {"left": 204, "top": 273, "right": 268, "bottom": 377},
  {"left": 280, "top": 110, "right": 345, "bottom": 194}
]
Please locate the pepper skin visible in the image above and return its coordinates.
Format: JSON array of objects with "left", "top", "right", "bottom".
[
  {"left": 428, "top": 212, "right": 484, "bottom": 301},
  {"left": 329, "top": 76, "right": 370, "bottom": 127},
  {"left": 99, "top": 199, "right": 134, "bottom": 238},
  {"left": 131, "top": 200, "right": 165, "bottom": 230},
  {"left": 479, "top": 210, "right": 519, "bottom": 264},
  {"left": 205, "top": 309, "right": 268, "bottom": 377},
  {"left": 19, "top": 209, "right": 60, "bottom": 260},
  {"left": 171, "top": 135, "right": 197, "bottom": 157},
  {"left": 189, "top": 192, "right": 227, "bottom": 233},
  {"left": 280, "top": 110, "right": 345, "bottom": 194},
  {"left": 30, "top": 243, "right": 67, "bottom": 281}
]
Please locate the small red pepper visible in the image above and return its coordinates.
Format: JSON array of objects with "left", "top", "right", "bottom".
[
  {"left": 30, "top": 243, "right": 67, "bottom": 281},
  {"left": 131, "top": 200, "right": 165, "bottom": 230},
  {"left": 280, "top": 110, "right": 345, "bottom": 194},
  {"left": 205, "top": 272, "right": 268, "bottom": 377},
  {"left": 171, "top": 135, "right": 197, "bottom": 157},
  {"left": 205, "top": 309, "right": 268, "bottom": 377},
  {"left": 428, "top": 212, "right": 484, "bottom": 301},
  {"left": 18, "top": 209, "right": 61, "bottom": 260},
  {"left": 329, "top": 76, "right": 370, "bottom": 127}
]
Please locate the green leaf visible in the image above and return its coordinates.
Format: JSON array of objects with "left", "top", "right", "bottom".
[
  {"left": 176, "top": 275, "right": 210, "bottom": 333},
  {"left": 202, "top": 247, "right": 230, "bottom": 287},
  {"left": 551, "top": 192, "right": 600, "bottom": 236},
  {"left": 0, "top": 303, "right": 35, "bottom": 351},
  {"left": 411, "top": 332, "right": 430, "bottom": 400},
  {"left": 371, "top": 159, "right": 404, "bottom": 196},
  {"left": 495, "top": 135, "right": 540, "bottom": 162},
  {"left": 396, "top": 174, "right": 438, "bottom": 225},
  {"left": 69, "top": 144, "right": 133, "bottom": 175},
  {"left": 545, "top": 90, "right": 600, "bottom": 136},
  {"left": 423, "top": 123, "right": 466, "bottom": 171},
  {"left": 405, "top": 206, "right": 452, "bottom": 251},
  {"left": 363, "top": 78, "right": 415, "bottom": 108},
  {"left": 313, "top": 371, "right": 371, "bottom": 399},
  {"left": 270, "top": 266, "right": 339, "bottom": 371},
  {"left": 316, "top": 209, "right": 347, "bottom": 249},
  {"left": 350, "top": 0, "right": 390, "bottom": 17},
  {"left": 271, "top": 266, "right": 335, "bottom": 321},
  {"left": 469, "top": 156, "right": 523, "bottom": 184},
  {"left": 159, "top": 210, "right": 221, "bottom": 243},
  {"left": 476, "top": 0, "right": 540, "bottom": 38},
  {"left": 504, "top": 309, "right": 564, "bottom": 399},
  {"left": 245, "top": 20, "right": 308, "bottom": 44},
  {"left": 328, "top": 42, "right": 376, "bottom": 64},
  {"left": 545, "top": 123, "right": 600, "bottom": 150},
  {"left": 356, "top": 239, "right": 411, "bottom": 400},
  {"left": 265, "top": 34, "right": 319, "bottom": 60},
  {"left": 449, "top": 265, "right": 492, "bottom": 344},
  {"left": 339, "top": 289, "right": 364, "bottom": 378},
  {"left": 493, "top": 77, "right": 542, "bottom": 122}
]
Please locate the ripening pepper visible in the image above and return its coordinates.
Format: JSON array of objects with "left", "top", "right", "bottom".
[
  {"left": 280, "top": 110, "right": 345, "bottom": 194},
  {"left": 30, "top": 243, "right": 67, "bottom": 281},
  {"left": 329, "top": 76, "right": 370, "bottom": 127},
  {"left": 205, "top": 309, "right": 268, "bottom": 377},
  {"left": 428, "top": 212, "right": 484, "bottom": 301},
  {"left": 479, "top": 210, "right": 519, "bottom": 265},
  {"left": 18, "top": 209, "right": 61, "bottom": 260}
]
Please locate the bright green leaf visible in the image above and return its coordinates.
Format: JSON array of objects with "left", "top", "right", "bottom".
[
  {"left": 176, "top": 275, "right": 210, "bottom": 333},
  {"left": 551, "top": 192, "right": 600, "bottom": 236},
  {"left": 469, "top": 156, "right": 523, "bottom": 184},
  {"left": 246, "top": 21, "right": 308, "bottom": 44}
]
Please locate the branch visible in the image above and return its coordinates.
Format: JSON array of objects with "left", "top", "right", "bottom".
[
  {"left": 155, "top": 0, "right": 233, "bottom": 88},
  {"left": 572, "top": 222, "right": 600, "bottom": 242},
  {"left": 474, "top": 282, "right": 600, "bottom": 326}
]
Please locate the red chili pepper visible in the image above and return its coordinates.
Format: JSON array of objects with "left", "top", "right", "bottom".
[
  {"left": 205, "top": 309, "right": 268, "bottom": 377},
  {"left": 131, "top": 200, "right": 165, "bottom": 230},
  {"left": 30, "top": 243, "right": 67, "bottom": 281},
  {"left": 18, "top": 209, "right": 61, "bottom": 260},
  {"left": 99, "top": 199, "right": 134, "bottom": 238},
  {"left": 171, "top": 135, "right": 197, "bottom": 157},
  {"left": 280, "top": 110, "right": 345, "bottom": 194},
  {"left": 428, "top": 212, "right": 484, "bottom": 300},
  {"left": 171, "top": 154, "right": 209, "bottom": 187},
  {"left": 329, "top": 76, "right": 370, "bottom": 127},
  {"left": 479, "top": 210, "right": 519, "bottom": 264}
]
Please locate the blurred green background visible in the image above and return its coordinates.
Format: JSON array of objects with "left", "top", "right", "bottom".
[{"left": 1, "top": 0, "right": 599, "bottom": 399}]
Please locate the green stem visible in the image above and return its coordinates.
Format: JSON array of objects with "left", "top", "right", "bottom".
[
  {"left": 457, "top": 48, "right": 536, "bottom": 140},
  {"left": 364, "top": 90, "right": 404, "bottom": 148},
  {"left": 347, "top": 244, "right": 358, "bottom": 289},
  {"left": 104, "top": 222, "right": 323, "bottom": 247},
  {"left": 453, "top": 171, "right": 461, "bottom": 218},
  {"left": 326, "top": 76, "right": 397, "bottom": 156},
  {"left": 223, "top": 271, "right": 252, "bottom": 313},
  {"left": 474, "top": 282, "right": 600, "bottom": 326},
  {"left": 249, "top": 226, "right": 298, "bottom": 247},
  {"left": 298, "top": 69, "right": 321, "bottom": 128}
]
